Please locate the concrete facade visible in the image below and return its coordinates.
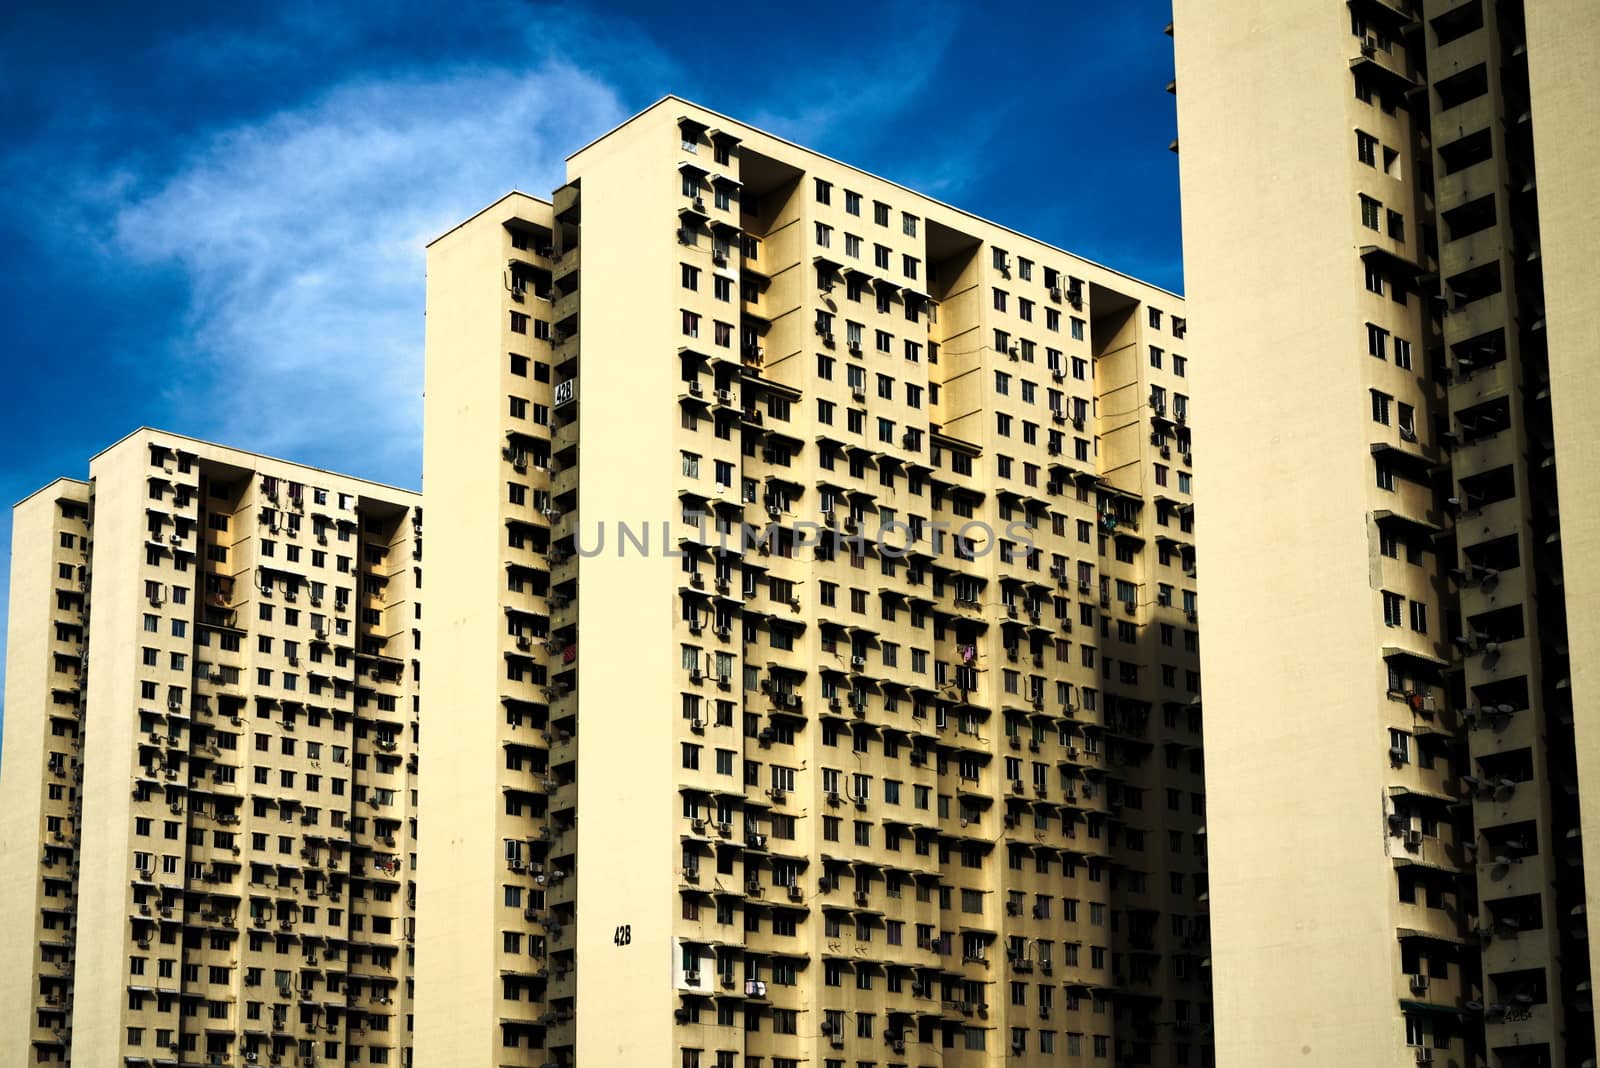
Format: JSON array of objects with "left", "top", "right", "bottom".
[
  {"left": 416, "top": 98, "right": 1212, "bottom": 1068},
  {"left": 1, "top": 429, "right": 422, "bottom": 1068},
  {"left": 1174, "top": 2, "right": 1598, "bottom": 1065}
]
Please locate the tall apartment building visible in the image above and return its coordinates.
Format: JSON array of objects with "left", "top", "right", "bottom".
[
  {"left": 418, "top": 98, "right": 1210, "bottom": 1068},
  {"left": 0, "top": 428, "right": 424, "bottom": 1068},
  {"left": 1173, "top": 2, "right": 1599, "bottom": 1065}
]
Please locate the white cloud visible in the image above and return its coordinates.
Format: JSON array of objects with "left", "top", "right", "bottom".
[{"left": 109, "top": 62, "right": 628, "bottom": 486}]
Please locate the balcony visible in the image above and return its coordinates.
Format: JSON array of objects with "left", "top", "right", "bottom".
[
  {"left": 551, "top": 289, "right": 579, "bottom": 328},
  {"left": 1350, "top": 38, "right": 1419, "bottom": 93},
  {"left": 1391, "top": 834, "right": 1467, "bottom": 874},
  {"left": 551, "top": 462, "right": 579, "bottom": 503},
  {"left": 551, "top": 243, "right": 579, "bottom": 282}
]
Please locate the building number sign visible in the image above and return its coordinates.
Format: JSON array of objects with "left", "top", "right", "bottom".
[{"left": 613, "top": 924, "right": 631, "bottom": 946}]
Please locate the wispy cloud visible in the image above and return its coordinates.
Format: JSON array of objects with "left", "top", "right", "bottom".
[{"left": 102, "top": 62, "right": 626, "bottom": 486}]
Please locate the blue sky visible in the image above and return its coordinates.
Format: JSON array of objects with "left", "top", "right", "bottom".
[{"left": 0, "top": 0, "right": 1180, "bottom": 707}]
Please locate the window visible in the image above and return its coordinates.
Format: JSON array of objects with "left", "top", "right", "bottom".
[
  {"left": 1367, "top": 323, "right": 1388, "bottom": 360},
  {"left": 873, "top": 201, "right": 890, "bottom": 226},
  {"left": 1389, "top": 728, "right": 1410, "bottom": 764},
  {"left": 1360, "top": 195, "right": 1381, "bottom": 230},
  {"left": 509, "top": 311, "right": 529, "bottom": 334},
  {"left": 1393, "top": 337, "right": 1413, "bottom": 370},
  {"left": 1355, "top": 129, "right": 1381, "bottom": 166},
  {"left": 1388, "top": 209, "right": 1405, "bottom": 241},
  {"left": 1382, "top": 591, "right": 1404, "bottom": 628},
  {"left": 1371, "top": 390, "right": 1392, "bottom": 425},
  {"left": 814, "top": 178, "right": 832, "bottom": 205},
  {"left": 844, "top": 190, "right": 861, "bottom": 215},
  {"left": 681, "top": 263, "right": 700, "bottom": 290},
  {"left": 1409, "top": 600, "right": 1428, "bottom": 634}
]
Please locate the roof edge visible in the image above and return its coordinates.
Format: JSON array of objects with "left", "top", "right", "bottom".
[
  {"left": 426, "top": 189, "right": 552, "bottom": 250},
  {"left": 87, "top": 427, "right": 420, "bottom": 498},
  {"left": 565, "top": 94, "right": 1184, "bottom": 302}
]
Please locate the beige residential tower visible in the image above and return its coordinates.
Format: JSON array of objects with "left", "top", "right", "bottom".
[
  {"left": 1174, "top": 1, "right": 1599, "bottom": 1065},
  {"left": 417, "top": 98, "right": 1212, "bottom": 1068},
  {"left": 0, "top": 429, "right": 423, "bottom": 1067}
]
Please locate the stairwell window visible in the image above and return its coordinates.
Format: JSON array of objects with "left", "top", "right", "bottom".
[
  {"left": 1356, "top": 129, "right": 1378, "bottom": 166},
  {"left": 1360, "top": 195, "right": 1382, "bottom": 230},
  {"left": 1367, "top": 323, "right": 1389, "bottom": 359},
  {"left": 1382, "top": 591, "right": 1404, "bottom": 628},
  {"left": 1371, "top": 390, "right": 1392, "bottom": 424}
]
